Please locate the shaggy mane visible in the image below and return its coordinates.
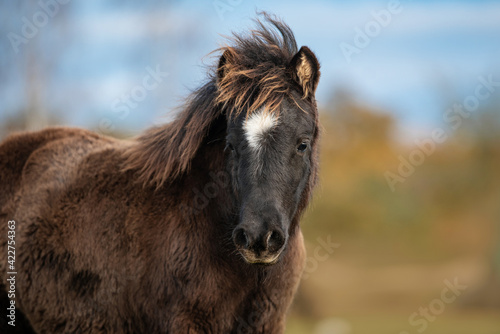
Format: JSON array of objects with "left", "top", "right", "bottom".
[
  {"left": 216, "top": 12, "right": 298, "bottom": 115},
  {"left": 123, "top": 13, "right": 308, "bottom": 188}
]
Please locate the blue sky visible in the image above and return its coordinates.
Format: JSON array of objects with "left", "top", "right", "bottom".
[{"left": 1, "top": 0, "right": 499, "bottom": 140}]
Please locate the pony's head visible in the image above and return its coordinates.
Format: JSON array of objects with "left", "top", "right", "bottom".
[
  {"left": 124, "top": 13, "right": 320, "bottom": 266},
  {"left": 216, "top": 13, "right": 321, "bottom": 264}
]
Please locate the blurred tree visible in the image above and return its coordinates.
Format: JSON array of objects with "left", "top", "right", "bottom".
[{"left": 457, "top": 98, "right": 500, "bottom": 309}]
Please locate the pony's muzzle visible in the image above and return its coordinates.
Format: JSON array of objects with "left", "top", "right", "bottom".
[{"left": 232, "top": 225, "right": 286, "bottom": 264}]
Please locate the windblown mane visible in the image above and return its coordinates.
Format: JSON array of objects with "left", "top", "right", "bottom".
[
  {"left": 123, "top": 13, "right": 317, "bottom": 188},
  {"left": 215, "top": 13, "right": 298, "bottom": 115}
]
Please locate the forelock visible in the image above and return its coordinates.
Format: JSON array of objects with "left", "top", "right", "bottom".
[{"left": 215, "top": 13, "right": 298, "bottom": 117}]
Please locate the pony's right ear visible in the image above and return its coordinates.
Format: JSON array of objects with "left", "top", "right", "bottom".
[{"left": 217, "top": 49, "right": 233, "bottom": 84}]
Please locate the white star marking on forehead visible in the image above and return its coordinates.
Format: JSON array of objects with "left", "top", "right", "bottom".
[{"left": 243, "top": 109, "right": 278, "bottom": 150}]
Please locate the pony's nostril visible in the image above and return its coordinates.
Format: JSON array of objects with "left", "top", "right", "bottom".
[
  {"left": 266, "top": 230, "right": 285, "bottom": 253},
  {"left": 233, "top": 228, "right": 249, "bottom": 249}
]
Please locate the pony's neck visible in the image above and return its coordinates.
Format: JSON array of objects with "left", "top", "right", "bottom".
[{"left": 123, "top": 80, "right": 226, "bottom": 189}]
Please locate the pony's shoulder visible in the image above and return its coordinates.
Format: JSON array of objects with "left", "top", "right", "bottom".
[{"left": 0, "top": 127, "right": 122, "bottom": 195}]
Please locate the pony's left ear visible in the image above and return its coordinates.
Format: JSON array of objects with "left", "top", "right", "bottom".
[{"left": 288, "top": 46, "right": 320, "bottom": 99}]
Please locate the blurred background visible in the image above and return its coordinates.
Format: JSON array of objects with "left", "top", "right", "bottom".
[{"left": 1, "top": 1, "right": 499, "bottom": 333}]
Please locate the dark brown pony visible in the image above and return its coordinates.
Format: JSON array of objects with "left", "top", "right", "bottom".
[{"left": 0, "top": 13, "right": 320, "bottom": 333}]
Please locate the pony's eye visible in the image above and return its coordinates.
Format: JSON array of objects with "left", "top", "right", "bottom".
[
  {"left": 226, "top": 143, "right": 235, "bottom": 152},
  {"left": 297, "top": 141, "right": 308, "bottom": 153}
]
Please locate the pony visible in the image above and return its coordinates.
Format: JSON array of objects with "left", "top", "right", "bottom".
[{"left": 0, "top": 13, "right": 320, "bottom": 333}]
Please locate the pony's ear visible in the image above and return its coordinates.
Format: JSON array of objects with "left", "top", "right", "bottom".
[
  {"left": 217, "top": 49, "right": 233, "bottom": 84},
  {"left": 288, "top": 46, "right": 320, "bottom": 99}
]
